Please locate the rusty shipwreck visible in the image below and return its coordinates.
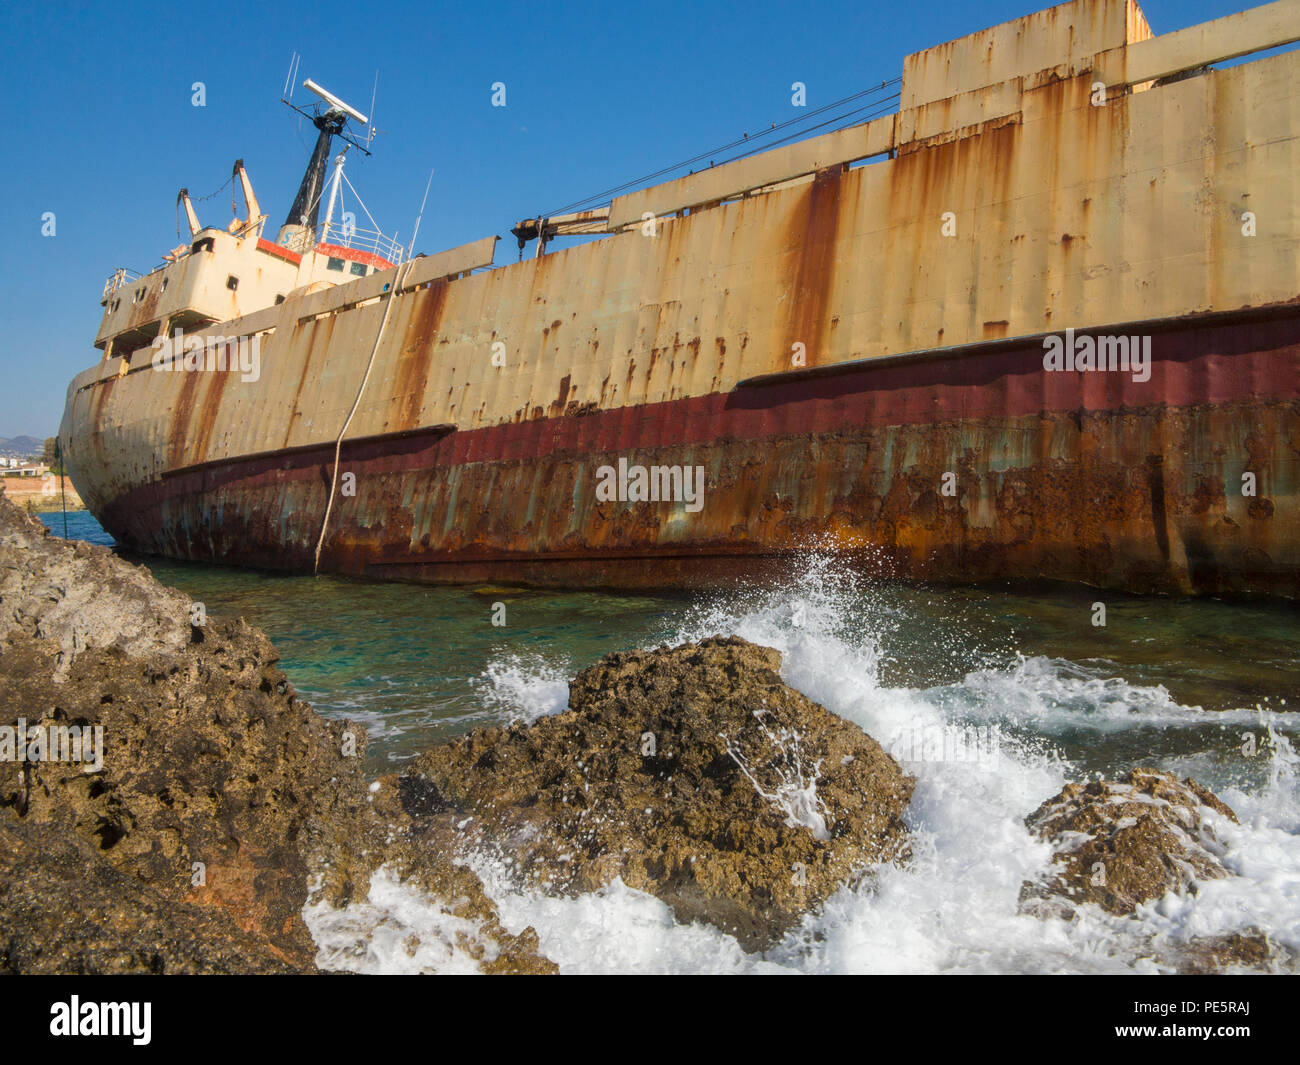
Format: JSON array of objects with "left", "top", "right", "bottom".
[{"left": 59, "top": 0, "right": 1300, "bottom": 596}]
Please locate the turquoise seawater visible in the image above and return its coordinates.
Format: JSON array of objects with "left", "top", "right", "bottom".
[{"left": 38, "top": 511, "right": 1298, "bottom": 777}]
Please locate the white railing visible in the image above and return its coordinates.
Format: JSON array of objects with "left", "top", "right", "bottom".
[
  {"left": 281, "top": 222, "right": 404, "bottom": 265},
  {"left": 102, "top": 267, "right": 141, "bottom": 301}
]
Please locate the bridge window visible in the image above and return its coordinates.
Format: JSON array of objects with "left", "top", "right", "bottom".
[
  {"left": 350, "top": 261, "right": 367, "bottom": 277},
  {"left": 327, "top": 257, "right": 345, "bottom": 272}
]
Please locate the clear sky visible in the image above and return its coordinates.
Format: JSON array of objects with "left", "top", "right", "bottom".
[{"left": 0, "top": 0, "right": 1261, "bottom": 438}]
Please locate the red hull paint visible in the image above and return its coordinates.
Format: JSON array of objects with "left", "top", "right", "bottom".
[{"left": 99, "top": 307, "right": 1300, "bottom": 596}]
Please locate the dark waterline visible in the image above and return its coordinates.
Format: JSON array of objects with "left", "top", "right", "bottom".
[{"left": 39, "top": 511, "right": 1299, "bottom": 775}]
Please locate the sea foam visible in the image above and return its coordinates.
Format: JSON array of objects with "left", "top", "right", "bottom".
[{"left": 309, "top": 552, "right": 1300, "bottom": 973}]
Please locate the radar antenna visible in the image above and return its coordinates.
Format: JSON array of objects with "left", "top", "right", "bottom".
[{"left": 276, "top": 58, "right": 380, "bottom": 249}]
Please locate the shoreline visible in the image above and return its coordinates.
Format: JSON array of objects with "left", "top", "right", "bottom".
[{"left": 1, "top": 476, "right": 84, "bottom": 512}]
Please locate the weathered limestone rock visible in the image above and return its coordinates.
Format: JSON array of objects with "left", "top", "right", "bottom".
[
  {"left": 1021, "top": 768, "right": 1294, "bottom": 971},
  {"left": 388, "top": 636, "right": 914, "bottom": 951},
  {"left": 0, "top": 492, "right": 552, "bottom": 974},
  {"left": 1021, "top": 768, "right": 1236, "bottom": 919}
]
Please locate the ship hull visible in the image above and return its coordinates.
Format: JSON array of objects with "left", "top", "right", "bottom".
[
  {"left": 89, "top": 305, "right": 1299, "bottom": 597},
  {"left": 59, "top": 8, "right": 1300, "bottom": 596}
]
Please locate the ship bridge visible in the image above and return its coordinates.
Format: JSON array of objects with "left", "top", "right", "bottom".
[{"left": 96, "top": 158, "right": 401, "bottom": 365}]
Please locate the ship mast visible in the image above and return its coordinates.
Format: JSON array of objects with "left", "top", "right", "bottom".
[
  {"left": 281, "top": 110, "right": 347, "bottom": 243},
  {"left": 277, "top": 67, "right": 373, "bottom": 252}
]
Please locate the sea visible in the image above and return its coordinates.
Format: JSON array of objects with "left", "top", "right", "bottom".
[{"left": 40, "top": 510, "right": 1300, "bottom": 974}]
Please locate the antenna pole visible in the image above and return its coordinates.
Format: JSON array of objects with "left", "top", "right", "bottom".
[
  {"left": 278, "top": 75, "right": 375, "bottom": 249},
  {"left": 322, "top": 149, "right": 347, "bottom": 242},
  {"left": 406, "top": 168, "right": 435, "bottom": 260},
  {"left": 282, "top": 52, "right": 300, "bottom": 102},
  {"left": 366, "top": 72, "right": 379, "bottom": 152}
]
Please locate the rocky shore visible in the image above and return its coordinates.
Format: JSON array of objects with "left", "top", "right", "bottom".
[
  {"left": 0, "top": 490, "right": 1287, "bottom": 973},
  {"left": 362, "top": 637, "right": 913, "bottom": 954},
  {"left": 0, "top": 491, "right": 363, "bottom": 971}
]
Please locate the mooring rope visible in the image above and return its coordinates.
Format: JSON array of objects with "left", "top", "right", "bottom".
[
  {"left": 55, "top": 437, "right": 68, "bottom": 539},
  {"left": 312, "top": 258, "right": 414, "bottom": 574}
]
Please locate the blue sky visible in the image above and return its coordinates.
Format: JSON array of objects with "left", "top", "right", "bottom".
[{"left": 0, "top": 0, "right": 1260, "bottom": 437}]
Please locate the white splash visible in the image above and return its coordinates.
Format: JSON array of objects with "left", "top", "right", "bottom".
[
  {"left": 304, "top": 867, "right": 497, "bottom": 975},
  {"left": 307, "top": 551, "right": 1300, "bottom": 973},
  {"left": 723, "top": 715, "right": 830, "bottom": 840},
  {"left": 475, "top": 651, "right": 569, "bottom": 724}
]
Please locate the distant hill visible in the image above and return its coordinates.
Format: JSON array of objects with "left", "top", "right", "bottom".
[{"left": 0, "top": 436, "right": 45, "bottom": 459}]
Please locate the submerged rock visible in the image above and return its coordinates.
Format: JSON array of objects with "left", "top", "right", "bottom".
[
  {"left": 1171, "top": 929, "right": 1293, "bottom": 974},
  {"left": 1021, "top": 769, "right": 1236, "bottom": 919},
  {"left": 302, "top": 818, "right": 558, "bottom": 975},
  {"left": 386, "top": 636, "right": 914, "bottom": 952}
]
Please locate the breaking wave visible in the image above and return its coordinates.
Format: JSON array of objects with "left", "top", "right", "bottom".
[{"left": 310, "top": 551, "right": 1300, "bottom": 973}]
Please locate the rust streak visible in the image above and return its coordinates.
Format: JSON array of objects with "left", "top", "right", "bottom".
[
  {"left": 394, "top": 281, "right": 449, "bottom": 431},
  {"left": 781, "top": 166, "right": 844, "bottom": 370},
  {"left": 168, "top": 370, "right": 203, "bottom": 468},
  {"left": 190, "top": 358, "right": 230, "bottom": 462}
]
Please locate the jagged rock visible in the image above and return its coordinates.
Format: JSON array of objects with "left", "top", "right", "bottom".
[
  {"left": 0, "top": 494, "right": 192, "bottom": 682},
  {"left": 1169, "top": 929, "right": 1293, "bottom": 974},
  {"left": 387, "top": 636, "right": 914, "bottom": 952},
  {"left": 302, "top": 801, "right": 558, "bottom": 975},
  {"left": 0, "top": 630, "right": 357, "bottom": 972},
  {"left": 0, "top": 816, "right": 300, "bottom": 974},
  {"left": 0, "top": 493, "right": 552, "bottom": 974},
  {"left": 1021, "top": 768, "right": 1237, "bottom": 918},
  {"left": 300, "top": 761, "right": 557, "bottom": 974},
  {"left": 0, "top": 495, "right": 357, "bottom": 970}
]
